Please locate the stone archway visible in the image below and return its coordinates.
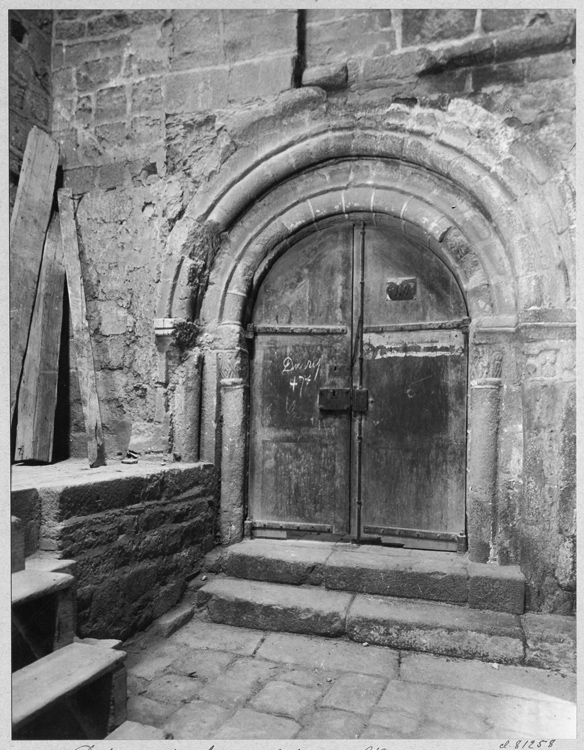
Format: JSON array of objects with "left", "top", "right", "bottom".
[{"left": 156, "top": 100, "right": 574, "bottom": 572}]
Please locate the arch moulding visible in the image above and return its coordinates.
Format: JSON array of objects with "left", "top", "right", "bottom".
[{"left": 160, "top": 103, "right": 575, "bottom": 559}]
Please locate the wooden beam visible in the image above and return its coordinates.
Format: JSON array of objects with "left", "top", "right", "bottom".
[
  {"left": 10, "top": 126, "right": 59, "bottom": 420},
  {"left": 57, "top": 189, "right": 106, "bottom": 467},
  {"left": 15, "top": 214, "right": 65, "bottom": 462}
]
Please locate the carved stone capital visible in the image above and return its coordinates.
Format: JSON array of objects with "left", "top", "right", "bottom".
[{"left": 217, "top": 348, "right": 249, "bottom": 383}]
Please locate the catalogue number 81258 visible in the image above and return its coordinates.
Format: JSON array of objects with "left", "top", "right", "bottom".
[{"left": 500, "top": 741, "right": 556, "bottom": 748}]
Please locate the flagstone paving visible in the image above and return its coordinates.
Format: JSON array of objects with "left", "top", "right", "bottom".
[{"left": 122, "top": 616, "right": 577, "bottom": 740}]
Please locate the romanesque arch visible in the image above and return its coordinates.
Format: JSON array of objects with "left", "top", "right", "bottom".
[{"left": 155, "top": 98, "right": 575, "bottom": 563}]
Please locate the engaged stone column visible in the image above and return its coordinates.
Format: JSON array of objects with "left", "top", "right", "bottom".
[
  {"left": 173, "top": 350, "right": 202, "bottom": 463},
  {"left": 218, "top": 348, "right": 248, "bottom": 545},
  {"left": 467, "top": 377, "right": 502, "bottom": 562}
]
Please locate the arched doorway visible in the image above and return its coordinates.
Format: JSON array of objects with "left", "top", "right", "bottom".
[{"left": 247, "top": 218, "right": 468, "bottom": 550}]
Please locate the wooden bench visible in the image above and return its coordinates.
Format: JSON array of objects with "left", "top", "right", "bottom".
[
  {"left": 13, "top": 642, "right": 127, "bottom": 739},
  {"left": 12, "top": 569, "right": 76, "bottom": 670}
]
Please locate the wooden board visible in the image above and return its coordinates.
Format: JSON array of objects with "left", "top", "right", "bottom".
[
  {"left": 15, "top": 215, "right": 65, "bottom": 462},
  {"left": 12, "top": 642, "right": 125, "bottom": 731},
  {"left": 57, "top": 189, "right": 106, "bottom": 467},
  {"left": 10, "top": 126, "right": 59, "bottom": 419}
]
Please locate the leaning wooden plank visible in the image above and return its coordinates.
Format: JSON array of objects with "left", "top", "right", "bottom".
[
  {"left": 10, "top": 126, "right": 59, "bottom": 420},
  {"left": 57, "top": 189, "right": 106, "bottom": 467},
  {"left": 15, "top": 214, "right": 65, "bottom": 462}
]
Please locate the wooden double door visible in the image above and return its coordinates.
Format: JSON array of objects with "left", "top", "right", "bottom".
[{"left": 248, "top": 222, "right": 469, "bottom": 550}]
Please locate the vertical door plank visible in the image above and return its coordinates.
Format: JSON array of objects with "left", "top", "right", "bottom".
[
  {"left": 57, "top": 189, "right": 106, "bottom": 468},
  {"left": 15, "top": 215, "right": 65, "bottom": 462},
  {"left": 10, "top": 126, "right": 60, "bottom": 419},
  {"left": 249, "top": 224, "right": 353, "bottom": 535}
]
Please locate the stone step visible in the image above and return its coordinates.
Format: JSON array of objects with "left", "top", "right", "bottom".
[
  {"left": 12, "top": 642, "right": 127, "bottom": 739},
  {"left": 12, "top": 569, "right": 77, "bottom": 671},
  {"left": 197, "top": 577, "right": 525, "bottom": 665},
  {"left": 198, "top": 576, "right": 353, "bottom": 637},
  {"left": 218, "top": 538, "right": 526, "bottom": 613}
]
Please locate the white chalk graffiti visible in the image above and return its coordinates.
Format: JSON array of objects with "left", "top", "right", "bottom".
[{"left": 282, "top": 356, "right": 323, "bottom": 396}]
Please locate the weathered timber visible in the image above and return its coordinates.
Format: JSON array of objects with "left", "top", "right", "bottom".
[
  {"left": 12, "top": 642, "right": 126, "bottom": 734},
  {"left": 57, "top": 189, "right": 106, "bottom": 467},
  {"left": 15, "top": 215, "right": 65, "bottom": 462},
  {"left": 10, "top": 126, "right": 59, "bottom": 419}
]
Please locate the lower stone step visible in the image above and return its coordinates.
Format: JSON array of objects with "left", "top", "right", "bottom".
[
  {"left": 197, "top": 577, "right": 525, "bottom": 665},
  {"left": 198, "top": 577, "right": 353, "bottom": 637},
  {"left": 12, "top": 642, "right": 127, "bottom": 740}
]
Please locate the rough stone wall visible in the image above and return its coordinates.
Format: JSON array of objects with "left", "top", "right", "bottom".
[
  {"left": 9, "top": 9, "right": 53, "bottom": 213},
  {"left": 12, "top": 462, "right": 217, "bottom": 639},
  {"left": 46, "top": 10, "right": 576, "bottom": 614}
]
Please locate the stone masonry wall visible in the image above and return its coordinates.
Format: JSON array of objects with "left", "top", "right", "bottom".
[
  {"left": 12, "top": 462, "right": 217, "bottom": 639},
  {"left": 9, "top": 9, "right": 53, "bottom": 213},
  {"left": 44, "top": 10, "right": 576, "bottom": 614}
]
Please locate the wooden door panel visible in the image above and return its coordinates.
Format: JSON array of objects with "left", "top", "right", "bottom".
[
  {"left": 360, "top": 329, "right": 467, "bottom": 539},
  {"left": 362, "top": 226, "right": 467, "bottom": 326},
  {"left": 249, "top": 224, "right": 353, "bottom": 535}
]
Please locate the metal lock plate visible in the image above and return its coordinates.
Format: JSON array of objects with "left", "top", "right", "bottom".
[
  {"left": 319, "top": 388, "right": 351, "bottom": 411},
  {"left": 352, "top": 387, "right": 369, "bottom": 413}
]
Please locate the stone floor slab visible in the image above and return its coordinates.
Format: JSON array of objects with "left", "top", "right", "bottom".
[
  {"left": 170, "top": 647, "right": 235, "bottom": 681},
  {"left": 400, "top": 652, "right": 577, "bottom": 702},
  {"left": 256, "top": 631, "right": 399, "bottom": 677},
  {"left": 197, "top": 656, "right": 279, "bottom": 708},
  {"left": 522, "top": 612, "right": 576, "bottom": 673},
  {"left": 162, "top": 701, "right": 232, "bottom": 739},
  {"left": 250, "top": 680, "right": 322, "bottom": 721},
  {"left": 361, "top": 723, "right": 410, "bottom": 739},
  {"left": 201, "top": 577, "right": 353, "bottom": 636},
  {"left": 348, "top": 593, "right": 524, "bottom": 663},
  {"left": 320, "top": 672, "right": 387, "bottom": 715},
  {"left": 126, "top": 641, "right": 181, "bottom": 680},
  {"left": 171, "top": 618, "right": 265, "bottom": 656},
  {"left": 107, "top": 720, "right": 168, "bottom": 740},
  {"left": 144, "top": 673, "right": 202, "bottom": 704},
  {"left": 297, "top": 708, "right": 365, "bottom": 739},
  {"left": 279, "top": 666, "right": 338, "bottom": 688},
  {"left": 127, "top": 694, "right": 178, "bottom": 725},
  {"left": 211, "top": 708, "right": 300, "bottom": 739}
]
